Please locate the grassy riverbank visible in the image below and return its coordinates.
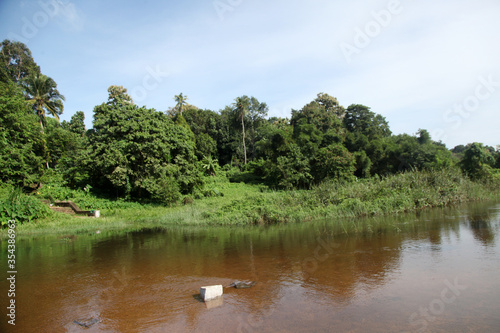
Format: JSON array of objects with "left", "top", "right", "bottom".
[{"left": 1, "top": 168, "right": 499, "bottom": 238}]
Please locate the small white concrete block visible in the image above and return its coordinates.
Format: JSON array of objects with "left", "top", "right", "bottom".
[
  {"left": 93, "top": 210, "right": 100, "bottom": 218},
  {"left": 200, "top": 285, "right": 223, "bottom": 301}
]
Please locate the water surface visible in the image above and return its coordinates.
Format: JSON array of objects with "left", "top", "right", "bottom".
[{"left": 2, "top": 201, "right": 500, "bottom": 332}]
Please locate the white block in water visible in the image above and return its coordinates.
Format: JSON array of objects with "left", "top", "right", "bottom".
[{"left": 200, "top": 285, "right": 223, "bottom": 301}]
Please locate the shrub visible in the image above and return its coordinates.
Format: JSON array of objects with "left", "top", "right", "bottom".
[{"left": 0, "top": 187, "right": 51, "bottom": 225}]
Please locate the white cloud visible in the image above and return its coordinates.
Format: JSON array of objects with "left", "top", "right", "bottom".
[
  {"left": 56, "top": 1, "right": 85, "bottom": 31},
  {"left": 9, "top": 0, "right": 497, "bottom": 146}
]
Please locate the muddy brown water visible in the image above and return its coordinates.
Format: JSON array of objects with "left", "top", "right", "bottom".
[{"left": 2, "top": 201, "right": 500, "bottom": 332}]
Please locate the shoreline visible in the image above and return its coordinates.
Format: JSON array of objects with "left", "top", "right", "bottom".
[{"left": 2, "top": 169, "right": 499, "bottom": 239}]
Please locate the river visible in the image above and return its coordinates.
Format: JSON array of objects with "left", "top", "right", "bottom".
[{"left": 1, "top": 201, "right": 500, "bottom": 332}]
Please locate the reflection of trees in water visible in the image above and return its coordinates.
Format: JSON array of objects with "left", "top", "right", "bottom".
[
  {"left": 299, "top": 232, "right": 403, "bottom": 304},
  {"left": 463, "top": 202, "right": 500, "bottom": 247},
  {"left": 18, "top": 204, "right": 500, "bottom": 331},
  {"left": 467, "top": 214, "right": 496, "bottom": 246}
]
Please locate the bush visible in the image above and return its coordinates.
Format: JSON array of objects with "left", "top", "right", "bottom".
[{"left": 0, "top": 187, "right": 52, "bottom": 225}]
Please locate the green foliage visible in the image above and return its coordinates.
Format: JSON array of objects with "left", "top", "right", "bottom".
[
  {"left": 0, "top": 187, "right": 51, "bottom": 225},
  {"left": 174, "top": 92, "right": 188, "bottom": 116},
  {"left": 87, "top": 87, "right": 202, "bottom": 203},
  {"left": 195, "top": 133, "right": 218, "bottom": 159},
  {"left": 367, "top": 132, "right": 453, "bottom": 175},
  {"left": 460, "top": 142, "right": 496, "bottom": 180},
  {"left": 200, "top": 155, "right": 219, "bottom": 176},
  {"left": 311, "top": 144, "right": 356, "bottom": 182},
  {"left": 53, "top": 112, "right": 90, "bottom": 188},
  {"left": 182, "top": 108, "right": 223, "bottom": 160},
  {"left": 343, "top": 104, "right": 391, "bottom": 139},
  {"left": 62, "top": 111, "right": 86, "bottom": 136},
  {"left": 291, "top": 93, "right": 343, "bottom": 134},
  {"left": 44, "top": 118, "right": 80, "bottom": 168},
  {"left": 219, "top": 96, "right": 268, "bottom": 165},
  {"left": 354, "top": 150, "right": 372, "bottom": 178},
  {"left": 107, "top": 85, "right": 133, "bottom": 106},
  {"left": 268, "top": 144, "right": 313, "bottom": 189},
  {"left": 254, "top": 119, "right": 292, "bottom": 161},
  {"left": 0, "top": 39, "right": 41, "bottom": 83},
  {"left": 0, "top": 81, "right": 46, "bottom": 185},
  {"left": 3, "top": 40, "right": 497, "bottom": 229},
  {"left": 36, "top": 181, "right": 144, "bottom": 210},
  {"left": 20, "top": 73, "right": 65, "bottom": 129}
]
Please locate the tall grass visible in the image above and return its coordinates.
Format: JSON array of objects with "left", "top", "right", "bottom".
[
  {"left": 2, "top": 167, "right": 499, "bottom": 237},
  {"left": 193, "top": 167, "right": 500, "bottom": 225}
]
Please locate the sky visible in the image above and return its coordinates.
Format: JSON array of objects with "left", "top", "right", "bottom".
[{"left": 1, "top": 0, "right": 499, "bottom": 149}]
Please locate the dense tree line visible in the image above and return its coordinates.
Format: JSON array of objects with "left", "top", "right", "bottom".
[{"left": 1, "top": 40, "right": 499, "bottom": 203}]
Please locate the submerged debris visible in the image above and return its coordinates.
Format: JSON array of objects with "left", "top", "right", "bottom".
[
  {"left": 73, "top": 318, "right": 99, "bottom": 328},
  {"left": 227, "top": 280, "right": 256, "bottom": 289}
]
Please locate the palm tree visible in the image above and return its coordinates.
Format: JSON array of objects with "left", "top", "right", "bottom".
[
  {"left": 21, "top": 73, "right": 65, "bottom": 169},
  {"left": 201, "top": 155, "right": 217, "bottom": 176},
  {"left": 21, "top": 73, "right": 65, "bottom": 130},
  {"left": 235, "top": 96, "right": 250, "bottom": 164},
  {"left": 174, "top": 93, "right": 187, "bottom": 116}
]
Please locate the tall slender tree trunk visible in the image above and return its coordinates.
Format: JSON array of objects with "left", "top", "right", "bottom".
[
  {"left": 38, "top": 108, "right": 49, "bottom": 169},
  {"left": 241, "top": 115, "right": 247, "bottom": 164}
]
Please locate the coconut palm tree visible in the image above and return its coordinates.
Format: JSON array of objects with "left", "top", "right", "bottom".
[
  {"left": 20, "top": 73, "right": 65, "bottom": 169},
  {"left": 174, "top": 93, "right": 187, "bottom": 116},
  {"left": 21, "top": 73, "right": 65, "bottom": 130},
  {"left": 235, "top": 96, "right": 250, "bottom": 164}
]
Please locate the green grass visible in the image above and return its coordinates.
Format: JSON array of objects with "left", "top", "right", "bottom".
[{"left": 1, "top": 168, "right": 499, "bottom": 238}]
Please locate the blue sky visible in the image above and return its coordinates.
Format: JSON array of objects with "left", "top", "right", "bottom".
[{"left": 1, "top": 0, "right": 499, "bottom": 149}]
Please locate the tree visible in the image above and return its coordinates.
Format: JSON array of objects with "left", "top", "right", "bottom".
[
  {"left": 66, "top": 111, "right": 86, "bottom": 136},
  {"left": 218, "top": 96, "right": 268, "bottom": 166},
  {"left": 343, "top": 104, "right": 391, "bottom": 139},
  {"left": 0, "top": 40, "right": 40, "bottom": 83},
  {"left": 292, "top": 97, "right": 343, "bottom": 135},
  {"left": 87, "top": 87, "right": 202, "bottom": 203},
  {"left": 376, "top": 132, "right": 453, "bottom": 174},
  {"left": 254, "top": 118, "right": 292, "bottom": 162},
  {"left": 107, "top": 85, "right": 133, "bottom": 106},
  {"left": 314, "top": 92, "right": 345, "bottom": 118},
  {"left": 461, "top": 142, "right": 495, "bottom": 180},
  {"left": 235, "top": 96, "right": 250, "bottom": 164},
  {"left": 45, "top": 118, "right": 80, "bottom": 169},
  {"left": 291, "top": 94, "right": 345, "bottom": 158},
  {"left": 20, "top": 73, "right": 65, "bottom": 130},
  {"left": 56, "top": 114, "right": 90, "bottom": 188},
  {"left": 174, "top": 93, "right": 188, "bottom": 116},
  {"left": 495, "top": 147, "right": 500, "bottom": 169},
  {"left": 342, "top": 104, "right": 392, "bottom": 177},
  {"left": 311, "top": 144, "right": 356, "bottom": 182},
  {"left": 0, "top": 81, "right": 45, "bottom": 185},
  {"left": 201, "top": 155, "right": 218, "bottom": 176},
  {"left": 417, "top": 129, "right": 431, "bottom": 145},
  {"left": 182, "top": 107, "right": 223, "bottom": 160},
  {"left": 267, "top": 144, "right": 312, "bottom": 189}
]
